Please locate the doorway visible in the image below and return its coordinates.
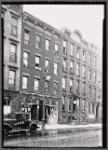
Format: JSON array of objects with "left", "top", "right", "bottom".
[{"left": 31, "top": 105, "right": 37, "bottom": 120}]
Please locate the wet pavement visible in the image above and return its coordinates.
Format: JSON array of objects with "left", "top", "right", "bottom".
[{"left": 3, "top": 128, "right": 102, "bottom": 147}]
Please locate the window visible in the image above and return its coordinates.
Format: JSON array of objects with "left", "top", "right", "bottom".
[
  {"left": 34, "top": 79, "right": 39, "bottom": 91},
  {"left": 54, "top": 82, "right": 58, "bottom": 95},
  {"left": 45, "top": 59, "right": 50, "bottom": 68},
  {"left": 9, "top": 70, "right": 15, "bottom": 89},
  {"left": 24, "top": 29, "right": 30, "bottom": 45},
  {"left": 54, "top": 62, "right": 58, "bottom": 75},
  {"left": 23, "top": 52, "right": 29, "bottom": 67},
  {"left": 93, "top": 71, "right": 96, "bottom": 82},
  {"left": 83, "top": 50, "right": 86, "bottom": 61},
  {"left": 11, "top": 16, "right": 18, "bottom": 35},
  {"left": 76, "top": 63, "right": 80, "bottom": 76},
  {"left": 88, "top": 53, "right": 91, "bottom": 64},
  {"left": 70, "top": 79, "right": 73, "bottom": 92},
  {"left": 35, "top": 56, "right": 40, "bottom": 68},
  {"left": 93, "top": 56, "right": 96, "bottom": 66},
  {"left": 82, "top": 82, "right": 86, "bottom": 94},
  {"left": 92, "top": 103, "right": 95, "bottom": 114},
  {"left": 82, "top": 99, "right": 85, "bottom": 110},
  {"left": 55, "top": 43, "right": 59, "bottom": 52},
  {"left": 68, "top": 97, "right": 71, "bottom": 111},
  {"left": 98, "top": 73, "right": 101, "bottom": 83},
  {"left": 88, "top": 85, "right": 91, "bottom": 97},
  {"left": 93, "top": 87, "right": 96, "bottom": 99},
  {"left": 62, "top": 77, "right": 66, "bottom": 90},
  {"left": 70, "top": 44, "right": 74, "bottom": 56},
  {"left": 45, "top": 39, "right": 50, "bottom": 51},
  {"left": 70, "top": 61, "right": 73, "bottom": 72},
  {"left": 45, "top": 81, "right": 48, "bottom": 93},
  {"left": 98, "top": 89, "right": 101, "bottom": 99},
  {"left": 36, "top": 35, "right": 41, "bottom": 49},
  {"left": 62, "top": 96, "right": 65, "bottom": 110},
  {"left": 10, "top": 43, "right": 17, "bottom": 63},
  {"left": 22, "top": 76, "right": 28, "bottom": 90},
  {"left": 77, "top": 47, "right": 80, "bottom": 59},
  {"left": 45, "top": 59, "right": 50, "bottom": 73},
  {"left": 82, "top": 65, "right": 86, "bottom": 78},
  {"left": 88, "top": 68, "right": 91, "bottom": 80},
  {"left": 76, "top": 80, "right": 79, "bottom": 92},
  {"left": 63, "top": 40, "right": 67, "bottom": 54},
  {"left": 63, "top": 58, "right": 67, "bottom": 69}
]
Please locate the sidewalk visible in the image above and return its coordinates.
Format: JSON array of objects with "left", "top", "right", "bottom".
[{"left": 38, "top": 123, "right": 102, "bottom": 131}]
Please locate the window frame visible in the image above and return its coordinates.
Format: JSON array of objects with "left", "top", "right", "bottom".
[
  {"left": 24, "top": 29, "right": 30, "bottom": 45},
  {"left": 62, "top": 77, "right": 66, "bottom": 90},
  {"left": 10, "top": 43, "right": 17, "bottom": 63},
  {"left": 22, "top": 76, "right": 28, "bottom": 90},
  {"left": 11, "top": 16, "right": 18, "bottom": 36},
  {"left": 34, "top": 78, "right": 39, "bottom": 92},
  {"left": 62, "top": 95, "right": 65, "bottom": 111},
  {"left": 54, "top": 62, "right": 58, "bottom": 75},
  {"left": 23, "top": 51, "right": 29, "bottom": 67},
  {"left": 45, "top": 39, "right": 50, "bottom": 51},
  {"left": 63, "top": 40, "right": 67, "bottom": 54},
  {"left": 76, "top": 63, "right": 80, "bottom": 76},
  {"left": 70, "top": 43, "right": 74, "bottom": 56},
  {"left": 8, "top": 69, "right": 16, "bottom": 89},
  {"left": 36, "top": 34, "right": 41, "bottom": 49}
]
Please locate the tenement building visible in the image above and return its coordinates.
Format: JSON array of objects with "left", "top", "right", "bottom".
[
  {"left": 3, "top": 5, "right": 102, "bottom": 124},
  {"left": 2, "top": 5, "right": 23, "bottom": 117}
]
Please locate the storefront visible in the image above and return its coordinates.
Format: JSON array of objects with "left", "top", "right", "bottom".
[{"left": 20, "top": 92, "right": 59, "bottom": 124}]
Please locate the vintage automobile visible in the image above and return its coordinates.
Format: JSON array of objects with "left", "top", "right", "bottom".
[{"left": 3, "top": 112, "right": 40, "bottom": 135}]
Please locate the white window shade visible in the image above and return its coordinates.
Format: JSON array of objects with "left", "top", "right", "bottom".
[
  {"left": 34, "top": 79, "right": 39, "bottom": 91},
  {"left": 35, "top": 56, "right": 40, "bottom": 64},
  {"left": 62, "top": 77, "right": 66, "bottom": 88},
  {"left": 63, "top": 41, "right": 66, "bottom": 47},
  {"left": 55, "top": 43, "right": 59, "bottom": 51},
  {"left": 45, "top": 60, "right": 49, "bottom": 67},
  {"left": 70, "top": 79, "right": 73, "bottom": 87},
  {"left": 70, "top": 61, "right": 73, "bottom": 68}
]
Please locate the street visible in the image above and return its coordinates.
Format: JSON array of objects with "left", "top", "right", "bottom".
[{"left": 3, "top": 129, "right": 102, "bottom": 147}]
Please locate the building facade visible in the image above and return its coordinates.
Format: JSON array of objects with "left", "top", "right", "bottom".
[
  {"left": 3, "top": 5, "right": 102, "bottom": 124},
  {"left": 2, "top": 5, "right": 23, "bottom": 117}
]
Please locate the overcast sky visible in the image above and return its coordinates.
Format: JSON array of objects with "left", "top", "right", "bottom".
[{"left": 23, "top": 5, "right": 104, "bottom": 49}]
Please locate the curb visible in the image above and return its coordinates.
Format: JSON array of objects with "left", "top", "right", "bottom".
[{"left": 36, "top": 125, "right": 102, "bottom": 137}]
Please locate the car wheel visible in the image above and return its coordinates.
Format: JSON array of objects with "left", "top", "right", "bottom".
[{"left": 30, "top": 125, "right": 36, "bottom": 133}]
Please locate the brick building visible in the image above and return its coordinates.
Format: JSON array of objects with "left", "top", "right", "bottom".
[
  {"left": 2, "top": 5, "right": 23, "bottom": 117},
  {"left": 3, "top": 5, "right": 102, "bottom": 124}
]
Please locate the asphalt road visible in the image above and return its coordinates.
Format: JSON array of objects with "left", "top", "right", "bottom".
[{"left": 3, "top": 129, "right": 102, "bottom": 147}]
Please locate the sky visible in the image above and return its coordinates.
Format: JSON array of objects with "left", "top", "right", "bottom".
[{"left": 23, "top": 5, "right": 104, "bottom": 49}]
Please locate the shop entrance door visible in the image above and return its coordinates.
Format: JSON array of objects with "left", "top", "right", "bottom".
[{"left": 31, "top": 105, "right": 37, "bottom": 120}]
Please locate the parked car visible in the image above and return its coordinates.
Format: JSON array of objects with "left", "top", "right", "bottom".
[{"left": 3, "top": 112, "right": 40, "bottom": 135}]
